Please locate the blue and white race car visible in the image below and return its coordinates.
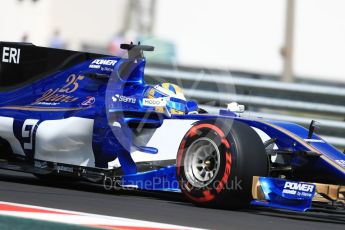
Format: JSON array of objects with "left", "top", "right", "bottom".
[{"left": 0, "top": 42, "right": 344, "bottom": 212}]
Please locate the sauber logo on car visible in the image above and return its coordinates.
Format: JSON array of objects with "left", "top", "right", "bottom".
[{"left": 2, "top": 47, "right": 21, "bottom": 64}]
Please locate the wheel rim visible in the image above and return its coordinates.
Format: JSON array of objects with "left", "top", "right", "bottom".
[{"left": 183, "top": 137, "right": 221, "bottom": 188}]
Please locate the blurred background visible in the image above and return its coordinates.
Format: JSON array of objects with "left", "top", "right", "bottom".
[
  {"left": 0, "top": 0, "right": 344, "bottom": 149},
  {"left": 2, "top": 0, "right": 345, "bottom": 83}
]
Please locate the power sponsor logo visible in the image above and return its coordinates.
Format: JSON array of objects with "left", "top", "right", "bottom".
[
  {"left": 2, "top": 47, "right": 21, "bottom": 64},
  {"left": 282, "top": 182, "right": 315, "bottom": 198},
  {"left": 142, "top": 98, "right": 167, "bottom": 107},
  {"left": 89, "top": 59, "right": 117, "bottom": 69},
  {"left": 112, "top": 94, "right": 136, "bottom": 104}
]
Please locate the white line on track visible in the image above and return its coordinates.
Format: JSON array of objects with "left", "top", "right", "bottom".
[{"left": 0, "top": 201, "right": 205, "bottom": 230}]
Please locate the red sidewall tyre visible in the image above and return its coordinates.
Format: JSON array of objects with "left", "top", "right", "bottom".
[{"left": 176, "top": 119, "right": 268, "bottom": 208}]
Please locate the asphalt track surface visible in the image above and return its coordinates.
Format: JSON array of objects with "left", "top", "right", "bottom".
[{"left": 0, "top": 169, "right": 344, "bottom": 230}]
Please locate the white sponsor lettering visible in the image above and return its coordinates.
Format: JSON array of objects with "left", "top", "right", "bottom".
[
  {"left": 112, "top": 94, "right": 136, "bottom": 104},
  {"left": 304, "top": 139, "right": 325, "bottom": 143},
  {"left": 89, "top": 59, "right": 117, "bottom": 69},
  {"left": 282, "top": 189, "right": 296, "bottom": 195},
  {"left": 143, "top": 98, "right": 167, "bottom": 107},
  {"left": 2, "top": 47, "right": 21, "bottom": 64},
  {"left": 89, "top": 64, "right": 100, "bottom": 69},
  {"left": 335, "top": 160, "right": 345, "bottom": 168},
  {"left": 35, "top": 102, "right": 60, "bottom": 106},
  {"left": 92, "top": 59, "right": 117, "bottom": 66},
  {"left": 284, "top": 182, "right": 314, "bottom": 192}
]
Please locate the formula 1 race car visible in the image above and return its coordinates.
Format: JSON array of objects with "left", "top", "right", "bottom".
[{"left": 0, "top": 42, "right": 344, "bottom": 212}]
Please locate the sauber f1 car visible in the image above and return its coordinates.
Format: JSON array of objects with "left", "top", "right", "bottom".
[{"left": 0, "top": 42, "right": 344, "bottom": 212}]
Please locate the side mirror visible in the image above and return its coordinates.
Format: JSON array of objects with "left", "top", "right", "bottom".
[
  {"left": 227, "top": 102, "right": 245, "bottom": 113},
  {"left": 308, "top": 120, "right": 320, "bottom": 139}
]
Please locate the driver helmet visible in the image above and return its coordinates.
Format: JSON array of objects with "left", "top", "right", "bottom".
[{"left": 146, "top": 83, "right": 187, "bottom": 114}]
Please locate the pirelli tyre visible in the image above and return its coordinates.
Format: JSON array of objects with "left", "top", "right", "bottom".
[{"left": 176, "top": 119, "right": 268, "bottom": 208}]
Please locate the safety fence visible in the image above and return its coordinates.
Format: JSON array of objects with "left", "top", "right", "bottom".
[{"left": 145, "top": 67, "right": 345, "bottom": 149}]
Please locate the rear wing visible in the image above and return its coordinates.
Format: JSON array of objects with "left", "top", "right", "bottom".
[{"left": 0, "top": 42, "right": 106, "bottom": 89}]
